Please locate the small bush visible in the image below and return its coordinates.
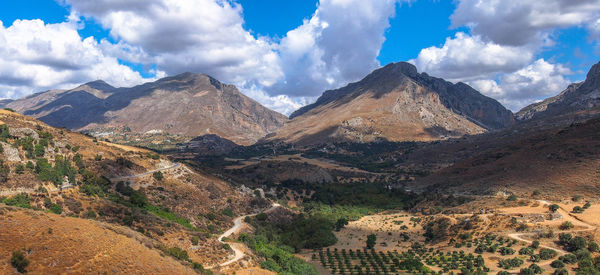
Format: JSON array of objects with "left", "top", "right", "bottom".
[
  {"left": 15, "top": 164, "right": 25, "bottom": 174},
  {"left": 507, "top": 194, "right": 518, "bottom": 201},
  {"left": 10, "top": 250, "right": 29, "bottom": 273},
  {"left": 86, "top": 210, "right": 97, "bottom": 219},
  {"left": 560, "top": 221, "right": 573, "bottom": 230},
  {"left": 49, "top": 203, "right": 62, "bottom": 214},
  {"left": 550, "top": 260, "right": 564, "bottom": 268},
  {"left": 572, "top": 206, "right": 584, "bottom": 213},
  {"left": 153, "top": 171, "right": 163, "bottom": 181},
  {"left": 191, "top": 236, "right": 199, "bottom": 245}
]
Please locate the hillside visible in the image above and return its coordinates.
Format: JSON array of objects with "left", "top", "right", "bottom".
[
  {"left": 516, "top": 61, "right": 600, "bottom": 121},
  {"left": 0, "top": 206, "right": 196, "bottom": 274},
  {"left": 2, "top": 73, "right": 287, "bottom": 146},
  {"left": 0, "top": 109, "right": 266, "bottom": 272},
  {"left": 267, "top": 62, "right": 514, "bottom": 145},
  {"left": 409, "top": 114, "right": 600, "bottom": 198}
]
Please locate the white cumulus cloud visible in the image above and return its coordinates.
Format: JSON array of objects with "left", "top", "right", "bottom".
[
  {"left": 411, "top": 32, "right": 534, "bottom": 82},
  {"left": 0, "top": 17, "right": 152, "bottom": 99},
  {"left": 469, "top": 59, "right": 572, "bottom": 111},
  {"left": 451, "top": 0, "right": 600, "bottom": 46}
]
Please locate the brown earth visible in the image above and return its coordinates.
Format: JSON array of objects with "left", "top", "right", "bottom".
[{"left": 0, "top": 205, "right": 195, "bottom": 274}]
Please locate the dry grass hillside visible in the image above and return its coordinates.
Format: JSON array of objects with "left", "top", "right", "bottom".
[
  {"left": 0, "top": 109, "right": 264, "bottom": 272},
  {"left": 0, "top": 205, "right": 195, "bottom": 274}
]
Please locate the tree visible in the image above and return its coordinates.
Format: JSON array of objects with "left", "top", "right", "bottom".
[
  {"left": 538, "top": 248, "right": 558, "bottom": 260},
  {"left": 366, "top": 234, "right": 377, "bottom": 249},
  {"left": 560, "top": 221, "right": 573, "bottom": 230},
  {"left": 583, "top": 202, "right": 592, "bottom": 209},
  {"left": 15, "top": 164, "right": 24, "bottom": 174},
  {"left": 10, "top": 250, "right": 29, "bottom": 273},
  {"left": 153, "top": 171, "right": 164, "bottom": 181},
  {"left": 568, "top": 237, "right": 587, "bottom": 252},
  {"left": 572, "top": 206, "right": 584, "bottom": 213},
  {"left": 549, "top": 204, "right": 559, "bottom": 213},
  {"left": 531, "top": 240, "right": 540, "bottom": 249},
  {"left": 507, "top": 194, "right": 518, "bottom": 201},
  {"left": 589, "top": 241, "right": 599, "bottom": 252},
  {"left": 550, "top": 260, "right": 565, "bottom": 268},
  {"left": 335, "top": 217, "right": 348, "bottom": 231}
]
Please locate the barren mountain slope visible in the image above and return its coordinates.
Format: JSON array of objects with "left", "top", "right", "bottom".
[
  {"left": 267, "top": 62, "right": 513, "bottom": 145},
  {"left": 3, "top": 73, "right": 287, "bottom": 145}
]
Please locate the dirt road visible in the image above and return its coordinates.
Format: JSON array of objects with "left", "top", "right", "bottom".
[{"left": 216, "top": 203, "right": 281, "bottom": 267}]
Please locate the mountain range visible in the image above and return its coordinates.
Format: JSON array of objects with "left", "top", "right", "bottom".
[
  {"left": 266, "top": 62, "right": 514, "bottom": 145},
  {"left": 1, "top": 73, "right": 286, "bottom": 146},
  {"left": 2, "top": 61, "right": 599, "bottom": 147}
]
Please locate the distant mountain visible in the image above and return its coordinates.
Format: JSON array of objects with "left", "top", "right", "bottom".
[
  {"left": 2, "top": 73, "right": 287, "bottom": 145},
  {"left": 268, "top": 62, "right": 514, "bottom": 145},
  {"left": 517, "top": 61, "right": 600, "bottom": 121}
]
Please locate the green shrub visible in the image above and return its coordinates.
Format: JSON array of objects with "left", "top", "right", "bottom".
[
  {"left": 366, "top": 234, "right": 377, "bottom": 249},
  {"left": 10, "top": 251, "right": 29, "bottom": 273},
  {"left": 153, "top": 171, "right": 163, "bottom": 181},
  {"left": 507, "top": 194, "right": 518, "bottom": 201},
  {"left": 549, "top": 204, "right": 560, "bottom": 212},
  {"left": 550, "top": 260, "right": 565, "bottom": 268},
  {"left": 222, "top": 207, "right": 234, "bottom": 217},
  {"left": 498, "top": 257, "right": 524, "bottom": 269},
  {"left": 2, "top": 193, "right": 31, "bottom": 208},
  {"left": 560, "top": 221, "right": 574, "bottom": 230},
  {"left": 166, "top": 246, "right": 189, "bottom": 261},
  {"left": 538, "top": 248, "right": 558, "bottom": 260},
  {"left": 15, "top": 164, "right": 24, "bottom": 174},
  {"left": 49, "top": 203, "right": 62, "bottom": 214},
  {"left": 191, "top": 236, "right": 199, "bottom": 245},
  {"left": 86, "top": 210, "right": 97, "bottom": 219}
]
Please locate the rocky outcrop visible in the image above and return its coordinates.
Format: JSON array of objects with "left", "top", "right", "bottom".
[
  {"left": 9, "top": 128, "right": 39, "bottom": 140},
  {"left": 270, "top": 62, "right": 514, "bottom": 145},
  {"left": 516, "top": 61, "right": 600, "bottom": 121},
  {"left": 1, "top": 142, "right": 21, "bottom": 162},
  {"left": 2, "top": 74, "right": 287, "bottom": 145}
]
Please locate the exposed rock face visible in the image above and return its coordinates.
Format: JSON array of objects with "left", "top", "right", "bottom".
[
  {"left": 516, "top": 61, "right": 600, "bottom": 121},
  {"left": 9, "top": 128, "right": 39, "bottom": 140},
  {"left": 0, "top": 142, "right": 21, "bottom": 162},
  {"left": 3, "top": 74, "right": 287, "bottom": 145},
  {"left": 270, "top": 62, "right": 514, "bottom": 145}
]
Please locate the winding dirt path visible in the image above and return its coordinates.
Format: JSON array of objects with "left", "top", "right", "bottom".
[
  {"left": 506, "top": 200, "right": 596, "bottom": 265},
  {"left": 216, "top": 203, "right": 281, "bottom": 267}
]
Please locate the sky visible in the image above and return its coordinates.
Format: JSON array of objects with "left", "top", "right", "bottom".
[{"left": 0, "top": 0, "right": 599, "bottom": 115}]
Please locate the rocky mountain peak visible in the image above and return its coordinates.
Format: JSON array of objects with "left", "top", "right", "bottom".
[
  {"left": 80, "top": 80, "right": 115, "bottom": 92},
  {"left": 582, "top": 61, "right": 600, "bottom": 89}
]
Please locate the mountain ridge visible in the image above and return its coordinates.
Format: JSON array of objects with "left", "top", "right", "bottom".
[
  {"left": 2, "top": 72, "right": 287, "bottom": 145},
  {"left": 268, "top": 62, "right": 514, "bottom": 145}
]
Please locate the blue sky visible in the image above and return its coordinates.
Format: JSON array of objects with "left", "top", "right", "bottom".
[{"left": 0, "top": 0, "right": 598, "bottom": 114}]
